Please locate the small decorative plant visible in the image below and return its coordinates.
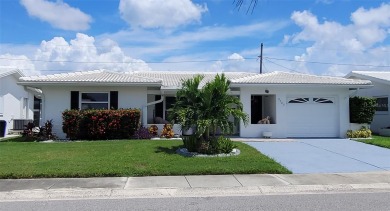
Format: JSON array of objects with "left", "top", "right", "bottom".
[
  {"left": 346, "top": 126, "right": 372, "bottom": 138},
  {"left": 160, "top": 124, "right": 174, "bottom": 138},
  {"left": 22, "top": 120, "right": 57, "bottom": 141},
  {"left": 134, "top": 126, "right": 153, "bottom": 139},
  {"left": 148, "top": 125, "right": 158, "bottom": 136}
]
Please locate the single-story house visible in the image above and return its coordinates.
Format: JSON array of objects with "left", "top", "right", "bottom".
[
  {"left": 345, "top": 71, "right": 390, "bottom": 133},
  {"left": 0, "top": 67, "right": 40, "bottom": 135},
  {"left": 18, "top": 70, "right": 372, "bottom": 139}
]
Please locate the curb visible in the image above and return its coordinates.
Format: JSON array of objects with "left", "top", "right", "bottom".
[{"left": 1, "top": 183, "right": 390, "bottom": 201}]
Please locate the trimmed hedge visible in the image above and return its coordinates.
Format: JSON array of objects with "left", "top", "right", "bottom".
[
  {"left": 62, "top": 109, "right": 141, "bottom": 140},
  {"left": 349, "top": 96, "right": 376, "bottom": 124}
]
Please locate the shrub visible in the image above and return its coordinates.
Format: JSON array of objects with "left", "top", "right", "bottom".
[
  {"left": 148, "top": 125, "right": 158, "bottom": 136},
  {"left": 134, "top": 126, "right": 154, "bottom": 139},
  {"left": 182, "top": 135, "right": 198, "bottom": 152},
  {"left": 22, "top": 120, "right": 56, "bottom": 142},
  {"left": 183, "top": 135, "right": 236, "bottom": 154},
  {"left": 349, "top": 97, "right": 376, "bottom": 124},
  {"left": 216, "top": 136, "right": 236, "bottom": 153},
  {"left": 347, "top": 127, "right": 372, "bottom": 138},
  {"left": 160, "top": 124, "right": 174, "bottom": 138},
  {"left": 62, "top": 109, "right": 141, "bottom": 140}
]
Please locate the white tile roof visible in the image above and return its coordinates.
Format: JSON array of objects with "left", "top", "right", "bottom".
[
  {"left": 19, "top": 70, "right": 162, "bottom": 84},
  {"left": 230, "top": 71, "right": 372, "bottom": 85},
  {"left": 346, "top": 71, "right": 390, "bottom": 85},
  {"left": 19, "top": 70, "right": 372, "bottom": 87},
  {"left": 132, "top": 71, "right": 257, "bottom": 89},
  {"left": 0, "top": 66, "right": 24, "bottom": 78}
]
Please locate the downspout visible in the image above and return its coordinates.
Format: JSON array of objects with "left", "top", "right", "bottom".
[
  {"left": 40, "top": 92, "right": 45, "bottom": 127},
  {"left": 142, "top": 92, "right": 164, "bottom": 127}
]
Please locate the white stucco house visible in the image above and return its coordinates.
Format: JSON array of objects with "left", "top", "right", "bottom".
[
  {"left": 18, "top": 70, "right": 372, "bottom": 139},
  {"left": 345, "top": 71, "right": 390, "bottom": 133},
  {"left": 0, "top": 67, "right": 40, "bottom": 135}
]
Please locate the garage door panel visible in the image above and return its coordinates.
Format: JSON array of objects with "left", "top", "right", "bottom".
[{"left": 286, "top": 97, "right": 338, "bottom": 138}]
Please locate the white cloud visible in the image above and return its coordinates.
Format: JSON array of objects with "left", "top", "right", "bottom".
[
  {"left": 34, "top": 33, "right": 150, "bottom": 72},
  {"left": 228, "top": 53, "right": 245, "bottom": 61},
  {"left": 119, "top": 0, "right": 207, "bottom": 29},
  {"left": 20, "top": 0, "right": 92, "bottom": 31},
  {"left": 0, "top": 33, "right": 151, "bottom": 75},
  {"left": 0, "top": 54, "right": 38, "bottom": 76},
  {"left": 283, "top": 3, "right": 390, "bottom": 76},
  {"left": 351, "top": 3, "right": 390, "bottom": 27}
]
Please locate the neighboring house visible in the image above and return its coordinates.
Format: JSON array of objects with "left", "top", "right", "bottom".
[
  {"left": 18, "top": 70, "right": 371, "bottom": 139},
  {"left": 0, "top": 67, "right": 40, "bottom": 134},
  {"left": 345, "top": 71, "right": 390, "bottom": 133}
]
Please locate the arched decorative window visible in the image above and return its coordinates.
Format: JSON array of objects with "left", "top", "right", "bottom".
[
  {"left": 313, "top": 98, "right": 333, "bottom": 104},
  {"left": 288, "top": 98, "right": 309, "bottom": 103}
]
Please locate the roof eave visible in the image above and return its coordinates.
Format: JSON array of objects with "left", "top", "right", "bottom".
[
  {"left": 17, "top": 81, "right": 162, "bottom": 87},
  {"left": 346, "top": 72, "right": 390, "bottom": 85},
  {"left": 230, "top": 83, "right": 373, "bottom": 88}
]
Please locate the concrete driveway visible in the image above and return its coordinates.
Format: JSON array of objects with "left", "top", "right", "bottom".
[{"left": 245, "top": 139, "right": 390, "bottom": 174}]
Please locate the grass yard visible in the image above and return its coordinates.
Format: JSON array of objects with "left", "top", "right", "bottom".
[
  {"left": 0, "top": 140, "right": 291, "bottom": 179},
  {"left": 355, "top": 135, "right": 390, "bottom": 149}
]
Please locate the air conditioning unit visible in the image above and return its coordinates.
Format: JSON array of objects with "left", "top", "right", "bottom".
[{"left": 13, "top": 119, "right": 33, "bottom": 130}]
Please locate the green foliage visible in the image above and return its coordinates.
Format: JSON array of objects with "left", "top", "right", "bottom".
[
  {"left": 62, "top": 109, "right": 141, "bottom": 140},
  {"left": 349, "top": 97, "right": 376, "bottom": 124},
  {"left": 346, "top": 127, "right": 372, "bottom": 138},
  {"left": 182, "top": 135, "right": 198, "bottom": 152},
  {"left": 169, "top": 74, "right": 248, "bottom": 153},
  {"left": 216, "top": 136, "right": 237, "bottom": 153},
  {"left": 183, "top": 135, "right": 237, "bottom": 154}
]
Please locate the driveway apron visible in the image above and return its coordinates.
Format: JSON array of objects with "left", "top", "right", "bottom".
[{"left": 246, "top": 139, "right": 390, "bottom": 174}]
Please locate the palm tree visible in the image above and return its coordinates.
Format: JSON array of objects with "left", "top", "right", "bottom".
[
  {"left": 169, "top": 74, "right": 248, "bottom": 142},
  {"left": 233, "top": 0, "right": 258, "bottom": 14},
  {"left": 168, "top": 74, "right": 204, "bottom": 133}
]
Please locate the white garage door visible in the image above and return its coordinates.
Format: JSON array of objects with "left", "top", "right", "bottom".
[{"left": 286, "top": 97, "right": 339, "bottom": 138}]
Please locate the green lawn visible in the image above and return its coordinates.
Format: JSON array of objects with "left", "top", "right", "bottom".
[
  {"left": 355, "top": 135, "right": 390, "bottom": 149},
  {"left": 0, "top": 140, "right": 291, "bottom": 179}
]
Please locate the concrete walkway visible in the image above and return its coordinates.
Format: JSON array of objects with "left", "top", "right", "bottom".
[
  {"left": 243, "top": 139, "right": 390, "bottom": 174},
  {"left": 1, "top": 172, "right": 390, "bottom": 200}
]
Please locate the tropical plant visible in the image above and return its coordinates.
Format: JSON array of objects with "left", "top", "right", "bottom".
[{"left": 168, "top": 74, "right": 248, "bottom": 153}]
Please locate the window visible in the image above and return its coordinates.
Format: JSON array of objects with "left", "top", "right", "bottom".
[
  {"left": 251, "top": 95, "right": 276, "bottom": 124},
  {"left": 313, "top": 98, "right": 333, "bottom": 104},
  {"left": 33, "top": 97, "right": 41, "bottom": 126},
  {"left": 81, "top": 93, "right": 109, "bottom": 110},
  {"left": 288, "top": 98, "right": 309, "bottom": 103},
  {"left": 376, "top": 97, "right": 388, "bottom": 112}
]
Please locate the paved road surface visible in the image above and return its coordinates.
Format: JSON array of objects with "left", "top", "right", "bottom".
[{"left": 1, "top": 192, "right": 389, "bottom": 211}]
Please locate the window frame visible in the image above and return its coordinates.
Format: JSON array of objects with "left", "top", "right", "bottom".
[
  {"left": 375, "top": 96, "right": 389, "bottom": 113},
  {"left": 80, "top": 92, "right": 110, "bottom": 110}
]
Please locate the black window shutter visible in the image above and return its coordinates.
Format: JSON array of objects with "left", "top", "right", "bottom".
[
  {"left": 110, "top": 91, "right": 118, "bottom": 109},
  {"left": 70, "top": 91, "right": 79, "bottom": 110}
]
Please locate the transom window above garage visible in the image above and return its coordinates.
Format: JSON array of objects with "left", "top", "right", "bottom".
[
  {"left": 313, "top": 98, "right": 333, "bottom": 103},
  {"left": 288, "top": 98, "right": 309, "bottom": 103},
  {"left": 288, "top": 97, "right": 334, "bottom": 104}
]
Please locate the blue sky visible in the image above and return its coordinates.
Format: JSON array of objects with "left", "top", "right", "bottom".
[{"left": 1, "top": 0, "right": 389, "bottom": 76}]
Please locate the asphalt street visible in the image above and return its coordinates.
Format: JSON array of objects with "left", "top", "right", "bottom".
[{"left": 1, "top": 192, "right": 389, "bottom": 211}]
